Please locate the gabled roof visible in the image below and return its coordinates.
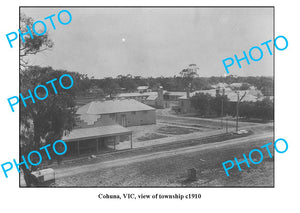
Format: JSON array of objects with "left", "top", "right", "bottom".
[
  {"left": 77, "top": 99, "right": 155, "bottom": 115},
  {"left": 146, "top": 93, "right": 158, "bottom": 101},
  {"left": 117, "top": 92, "right": 154, "bottom": 98},
  {"left": 137, "top": 86, "right": 149, "bottom": 90},
  {"left": 230, "top": 83, "right": 243, "bottom": 88},
  {"left": 211, "top": 83, "right": 228, "bottom": 88},
  {"left": 165, "top": 91, "right": 186, "bottom": 97},
  {"left": 62, "top": 125, "right": 132, "bottom": 142},
  {"left": 78, "top": 114, "right": 101, "bottom": 125},
  {"left": 178, "top": 89, "right": 216, "bottom": 100},
  {"left": 227, "top": 93, "right": 258, "bottom": 102},
  {"left": 178, "top": 89, "right": 260, "bottom": 102}
]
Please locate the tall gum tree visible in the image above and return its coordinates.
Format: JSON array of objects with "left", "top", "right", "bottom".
[{"left": 19, "top": 14, "right": 76, "bottom": 186}]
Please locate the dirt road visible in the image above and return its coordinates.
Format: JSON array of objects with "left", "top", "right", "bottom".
[{"left": 54, "top": 132, "right": 272, "bottom": 179}]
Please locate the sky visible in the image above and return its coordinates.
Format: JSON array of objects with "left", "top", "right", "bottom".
[{"left": 21, "top": 7, "right": 274, "bottom": 79}]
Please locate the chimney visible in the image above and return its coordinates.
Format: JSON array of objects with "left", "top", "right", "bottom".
[
  {"left": 216, "top": 87, "right": 220, "bottom": 96},
  {"left": 158, "top": 86, "right": 163, "bottom": 98},
  {"left": 187, "top": 83, "right": 191, "bottom": 98},
  {"left": 157, "top": 86, "right": 164, "bottom": 108}
]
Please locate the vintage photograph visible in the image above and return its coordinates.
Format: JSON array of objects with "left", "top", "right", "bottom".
[{"left": 19, "top": 7, "right": 274, "bottom": 187}]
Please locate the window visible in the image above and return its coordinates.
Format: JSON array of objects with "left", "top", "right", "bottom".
[
  {"left": 143, "top": 111, "right": 147, "bottom": 114},
  {"left": 131, "top": 111, "right": 136, "bottom": 115},
  {"left": 109, "top": 113, "right": 116, "bottom": 119}
]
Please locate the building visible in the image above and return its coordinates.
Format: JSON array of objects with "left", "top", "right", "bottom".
[
  {"left": 116, "top": 92, "right": 151, "bottom": 102},
  {"left": 144, "top": 87, "right": 164, "bottom": 109},
  {"left": 116, "top": 87, "right": 165, "bottom": 109},
  {"left": 137, "top": 86, "right": 151, "bottom": 93},
  {"left": 163, "top": 91, "right": 186, "bottom": 101},
  {"left": 62, "top": 99, "right": 156, "bottom": 156},
  {"left": 76, "top": 99, "right": 156, "bottom": 127},
  {"left": 62, "top": 124, "right": 133, "bottom": 156},
  {"left": 177, "top": 86, "right": 264, "bottom": 114}
]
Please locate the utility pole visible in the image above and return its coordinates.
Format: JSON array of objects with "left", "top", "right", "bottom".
[
  {"left": 235, "top": 91, "right": 247, "bottom": 133},
  {"left": 226, "top": 115, "right": 228, "bottom": 133},
  {"left": 221, "top": 97, "right": 224, "bottom": 129},
  {"left": 220, "top": 87, "right": 225, "bottom": 130},
  {"left": 236, "top": 92, "right": 239, "bottom": 132}
]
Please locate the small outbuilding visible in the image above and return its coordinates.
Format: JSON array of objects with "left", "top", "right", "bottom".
[{"left": 62, "top": 124, "right": 133, "bottom": 156}]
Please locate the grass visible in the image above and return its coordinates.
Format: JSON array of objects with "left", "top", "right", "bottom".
[
  {"left": 55, "top": 136, "right": 273, "bottom": 187},
  {"left": 157, "top": 126, "right": 199, "bottom": 135},
  {"left": 157, "top": 115, "right": 235, "bottom": 128},
  {"left": 45, "top": 131, "right": 252, "bottom": 170},
  {"left": 158, "top": 121, "right": 215, "bottom": 130},
  {"left": 157, "top": 115, "right": 258, "bottom": 129},
  {"left": 137, "top": 133, "right": 167, "bottom": 142}
]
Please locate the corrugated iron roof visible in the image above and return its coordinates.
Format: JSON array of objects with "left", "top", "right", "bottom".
[
  {"left": 178, "top": 89, "right": 259, "bottom": 102},
  {"left": 77, "top": 99, "right": 155, "bottom": 115},
  {"left": 117, "top": 92, "right": 155, "bottom": 98},
  {"left": 137, "top": 86, "right": 149, "bottom": 90},
  {"left": 78, "top": 114, "right": 101, "bottom": 125},
  {"left": 146, "top": 93, "right": 158, "bottom": 101},
  {"left": 165, "top": 91, "right": 186, "bottom": 97},
  {"left": 62, "top": 125, "right": 132, "bottom": 142},
  {"left": 226, "top": 93, "right": 258, "bottom": 102},
  {"left": 211, "top": 83, "right": 228, "bottom": 88}
]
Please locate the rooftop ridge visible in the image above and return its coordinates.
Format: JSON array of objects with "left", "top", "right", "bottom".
[
  {"left": 76, "top": 98, "right": 155, "bottom": 115},
  {"left": 87, "top": 101, "right": 95, "bottom": 114}
]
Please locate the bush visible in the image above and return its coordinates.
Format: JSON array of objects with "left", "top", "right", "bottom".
[{"left": 239, "top": 98, "right": 273, "bottom": 121}]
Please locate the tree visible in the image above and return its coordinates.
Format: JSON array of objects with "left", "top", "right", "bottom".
[
  {"left": 190, "top": 93, "right": 212, "bottom": 116},
  {"left": 256, "top": 98, "right": 274, "bottom": 121},
  {"left": 76, "top": 73, "right": 92, "bottom": 94},
  {"left": 116, "top": 74, "right": 137, "bottom": 92},
  {"left": 180, "top": 64, "right": 199, "bottom": 99},
  {"left": 20, "top": 66, "right": 77, "bottom": 185},
  {"left": 19, "top": 14, "right": 75, "bottom": 186},
  {"left": 239, "top": 98, "right": 274, "bottom": 121},
  {"left": 190, "top": 93, "right": 230, "bottom": 117},
  {"left": 192, "top": 78, "right": 212, "bottom": 90},
  {"left": 240, "top": 83, "right": 250, "bottom": 90},
  {"left": 180, "top": 64, "right": 199, "bottom": 88},
  {"left": 20, "top": 13, "right": 54, "bottom": 72},
  {"left": 100, "top": 77, "right": 121, "bottom": 98},
  {"left": 210, "top": 94, "right": 230, "bottom": 117},
  {"left": 239, "top": 101, "right": 256, "bottom": 119}
]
